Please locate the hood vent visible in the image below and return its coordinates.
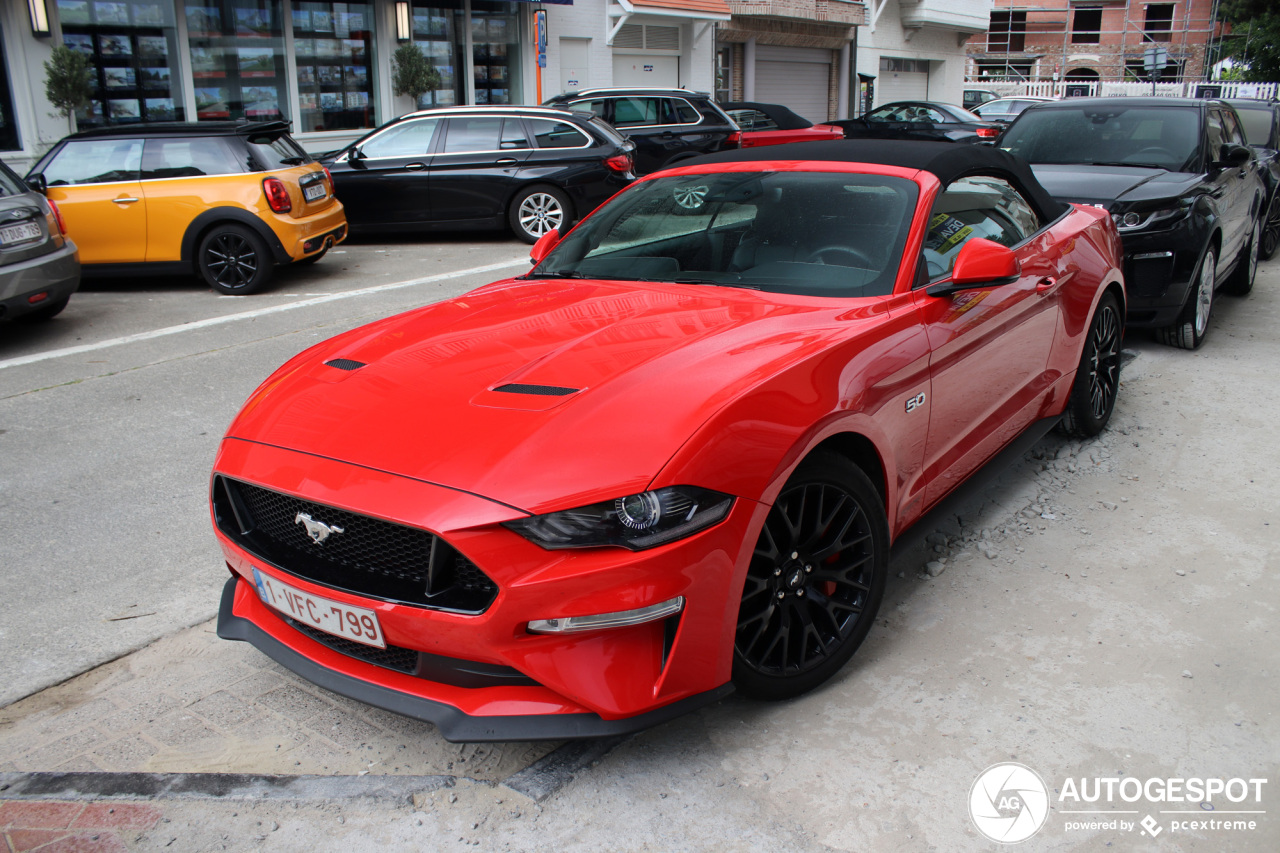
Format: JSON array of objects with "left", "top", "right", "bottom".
[
  {"left": 324, "top": 358, "right": 367, "bottom": 371},
  {"left": 493, "top": 383, "right": 579, "bottom": 397}
]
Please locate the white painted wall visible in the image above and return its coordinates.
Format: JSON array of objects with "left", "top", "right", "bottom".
[
  {"left": 1, "top": 6, "right": 80, "bottom": 172},
  {"left": 857, "top": 0, "right": 980, "bottom": 110}
]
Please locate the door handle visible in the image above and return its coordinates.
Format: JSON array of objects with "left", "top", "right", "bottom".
[
  {"left": 495, "top": 158, "right": 518, "bottom": 166},
  {"left": 1036, "top": 276, "right": 1058, "bottom": 292},
  {"left": 660, "top": 131, "right": 675, "bottom": 138},
  {"left": 112, "top": 196, "right": 139, "bottom": 204},
  {"left": 404, "top": 162, "right": 426, "bottom": 171}
]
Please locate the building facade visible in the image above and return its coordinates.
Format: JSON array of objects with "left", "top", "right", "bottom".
[{"left": 965, "top": 0, "right": 1220, "bottom": 84}]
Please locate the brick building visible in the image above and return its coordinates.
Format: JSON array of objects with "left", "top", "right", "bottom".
[{"left": 964, "top": 0, "right": 1221, "bottom": 84}]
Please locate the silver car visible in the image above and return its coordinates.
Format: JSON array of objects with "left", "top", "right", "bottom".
[{"left": 0, "top": 158, "right": 79, "bottom": 322}]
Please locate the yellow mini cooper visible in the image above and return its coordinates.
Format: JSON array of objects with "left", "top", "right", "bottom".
[{"left": 26, "top": 121, "right": 347, "bottom": 295}]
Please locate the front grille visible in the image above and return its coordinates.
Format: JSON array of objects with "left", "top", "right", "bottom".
[
  {"left": 213, "top": 476, "right": 497, "bottom": 613},
  {"left": 289, "top": 619, "right": 420, "bottom": 674}
]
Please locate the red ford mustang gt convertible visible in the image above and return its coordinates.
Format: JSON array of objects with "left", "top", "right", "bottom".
[{"left": 212, "top": 140, "right": 1125, "bottom": 742}]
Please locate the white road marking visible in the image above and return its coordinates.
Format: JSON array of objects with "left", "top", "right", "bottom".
[{"left": 0, "top": 257, "right": 528, "bottom": 371}]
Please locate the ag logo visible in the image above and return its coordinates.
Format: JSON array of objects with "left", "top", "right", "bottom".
[
  {"left": 905, "top": 392, "right": 926, "bottom": 413},
  {"left": 969, "top": 762, "right": 1050, "bottom": 844}
]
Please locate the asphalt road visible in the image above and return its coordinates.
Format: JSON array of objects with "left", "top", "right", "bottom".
[{"left": 0, "top": 234, "right": 533, "bottom": 707}]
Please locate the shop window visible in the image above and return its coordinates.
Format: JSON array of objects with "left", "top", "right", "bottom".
[
  {"left": 292, "top": 1, "right": 377, "bottom": 132},
  {"left": 715, "top": 45, "right": 732, "bottom": 105},
  {"left": 57, "top": 0, "right": 186, "bottom": 127},
  {"left": 0, "top": 21, "right": 19, "bottom": 150},
  {"left": 409, "top": 0, "right": 464, "bottom": 107},
  {"left": 471, "top": 1, "right": 521, "bottom": 106},
  {"left": 1072, "top": 8, "right": 1101, "bottom": 44},
  {"left": 988, "top": 11, "right": 1026, "bottom": 53},
  {"left": 183, "top": 0, "right": 287, "bottom": 123}
]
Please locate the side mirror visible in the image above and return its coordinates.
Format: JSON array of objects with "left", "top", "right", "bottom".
[
  {"left": 926, "top": 238, "right": 1021, "bottom": 297},
  {"left": 25, "top": 173, "right": 47, "bottom": 194},
  {"left": 347, "top": 147, "right": 367, "bottom": 167},
  {"left": 1216, "top": 143, "right": 1252, "bottom": 168},
  {"left": 529, "top": 229, "right": 561, "bottom": 265}
]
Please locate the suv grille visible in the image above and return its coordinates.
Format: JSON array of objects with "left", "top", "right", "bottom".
[{"left": 212, "top": 476, "right": 497, "bottom": 613}]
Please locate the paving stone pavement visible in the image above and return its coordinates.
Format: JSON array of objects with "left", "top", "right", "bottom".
[
  {"left": 0, "top": 800, "right": 161, "bottom": 852},
  {"left": 0, "top": 621, "right": 556, "bottom": 781}
]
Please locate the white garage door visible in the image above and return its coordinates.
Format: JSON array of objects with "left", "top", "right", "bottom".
[
  {"left": 755, "top": 45, "right": 831, "bottom": 124},
  {"left": 613, "top": 55, "right": 680, "bottom": 88},
  {"left": 877, "top": 58, "right": 930, "bottom": 105}
]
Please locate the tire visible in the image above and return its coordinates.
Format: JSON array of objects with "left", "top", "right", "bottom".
[
  {"left": 196, "top": 224, "right": 274, "bottom": 295},
  {"left": 14, "top": 295, "right": 70, "bottom": 322},
  {"left": 732, "top": 452, "right": 889, "bottom": 700},
  {"left": 1058, "top": 291, "right": 1123, "bottom": 438},
  {"left": 1155, "top": 245, "right": 1215, "bottom": 350},
  {"left": 509, "top": 186, "right": 572, "bottom": 244},
  {"left": 1221, "top": 217, "right": 1259, "bottom": 297},
  {"left": 1261, "top": 193, "right": 1280, "bottom": 261}
]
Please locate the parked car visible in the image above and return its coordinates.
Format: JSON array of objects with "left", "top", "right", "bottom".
[
  {"left": 1000, "top": 97, "right": 1264, "bottom": 349},
  {"left": 321, "top": 106, "right": 635, "bottom": 244},
  {"left": 0, "top": 158, "right": 79, "bottom": 322},
  {"left": 212, "top": 139, "right": 1125, "bottom": 741},
  {"left": 964, "top": 89, "right": 1001, "bottom": 112},
  {"left": 972, "top": 96, "right": 1056, "bottom": 126},
  {"left": 721, "top": 102, "right": 844, "bottom": 148},
  {"left": 25, "top": 121, "right": 345, "bottom": 295},
  {"left": 830, "top": 101, "right": 1001, "bottom": 143},
  {"left": 543, "top": 88, "right": 739, "bottom": 175},
  {"left": 1227, "top": 98, "right": 1280, "bottom": 259}
]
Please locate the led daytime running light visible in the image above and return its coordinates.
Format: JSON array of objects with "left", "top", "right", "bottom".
[{"left": 528, "top": 596, "right": 685, "bottom": 634}]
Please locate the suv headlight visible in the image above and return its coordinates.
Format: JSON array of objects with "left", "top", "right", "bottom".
[
  {"left": 504, "top": 486, "right": 734, "bottom": 551},
  {"left": 1111, "top": 202, "right": 1190, "bottom": 233}
]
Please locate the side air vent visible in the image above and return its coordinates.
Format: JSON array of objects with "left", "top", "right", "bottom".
[
  {"left": 493, "top": 383, "right": 579, "bottom": 397},
  {"left": 324, "top": 358, "right": 366, "bottom": 371}
]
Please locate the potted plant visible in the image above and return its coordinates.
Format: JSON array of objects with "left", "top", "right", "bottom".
[
  {"left": 392, "top": 43, "right": 442, "bottom": 112},
  {"left": 44, "top": 45, "right": 94, "bottom": 135}
]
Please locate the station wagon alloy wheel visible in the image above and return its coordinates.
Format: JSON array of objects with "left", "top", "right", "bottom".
[{"left": 511, "top": 187, "right": 570, "bottom": 244}]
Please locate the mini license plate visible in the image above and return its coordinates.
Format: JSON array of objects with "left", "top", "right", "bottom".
[
  {"left": 0, "top": 221, "right": 41, "bottom": 245},
  {"left": 303, "top": 182, "right": 326, "bottom": 202},
  {"left": 252, "top": 568, "right": 385, "bottom": 649}
]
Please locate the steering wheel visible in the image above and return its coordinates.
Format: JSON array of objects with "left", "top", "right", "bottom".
[{"left": 807, "top": 246, "right": 875, "bottom": 268}]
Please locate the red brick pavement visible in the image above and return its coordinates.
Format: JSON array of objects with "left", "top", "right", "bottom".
[{"left": 0, "top": 801, "right": 160, "bottom": 852}]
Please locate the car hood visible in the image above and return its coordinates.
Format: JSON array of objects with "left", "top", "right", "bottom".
[
  {"left": 226, "top": 278, "right": 868, "bottom": 514},
  {"left": 1029, "top": 164, "right": 1197, "bottom": 206}
]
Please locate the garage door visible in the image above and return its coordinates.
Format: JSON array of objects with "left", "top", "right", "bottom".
[
  {"left": 877, "top": 58, "right": 929, "bottom": 104},
  {"left": 755, "top": 45, "right": 832, "bottom": 124}
]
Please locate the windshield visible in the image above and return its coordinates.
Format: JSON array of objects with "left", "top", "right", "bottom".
[
  {"left": 1234, "top": 108, "right": 1272, "bottom": 146},
  {"left": 534, "top": 171, "right": 919, "bottom": 298},
  {"left": 1000, "top": 105, "right": 1202, "bottom": 171}
]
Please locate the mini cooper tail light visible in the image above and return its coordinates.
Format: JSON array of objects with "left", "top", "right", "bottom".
[
  {"left": 976, "top": 126, "right": 1000, "bottom": 139},
  {"left": 321, "top": 165, "right": 334, "bottom": 188},
  {"left": 262, "top": 176, "right": 292, "bottom": 213},
  {"left": 47, "top": 199, "right": 66, "bottom": 235},
  {"left": 528, "top": 596, "right": 684, "bottom": 634},
  {"left": 604, "top": 152, "right": 633, "bottom": 173}
]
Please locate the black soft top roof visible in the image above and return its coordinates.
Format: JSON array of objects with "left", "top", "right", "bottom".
[
  {"left": 687, "top": 139, "right": 1069, "bottom": 222},
  {"left": 722, "top": 102, "right": 813, "bottom": 131}
]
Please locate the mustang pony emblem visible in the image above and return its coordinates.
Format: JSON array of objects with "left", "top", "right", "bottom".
[{"left": 295, "top": 512, "right": 344, "bottom": 545}]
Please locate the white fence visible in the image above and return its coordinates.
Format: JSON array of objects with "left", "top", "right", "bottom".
[{"left": 964, "top": 80, "right": 1279, "bottom": 101}]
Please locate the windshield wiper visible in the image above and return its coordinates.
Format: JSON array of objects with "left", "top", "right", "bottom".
[{"left": 522, "top": 270, "right": 592, "bottom": 279}]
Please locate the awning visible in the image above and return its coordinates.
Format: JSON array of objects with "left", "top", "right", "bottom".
[{"left": 628, "top": 0, "right": 731, "bottom": 18}]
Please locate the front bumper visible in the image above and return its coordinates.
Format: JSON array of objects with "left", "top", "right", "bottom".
[
  {"left": 211, "top": 438, "right": 757, "bottom": 740},
  {"left": 1117, "top": 218, "right": 1202, "bottom": 328}
]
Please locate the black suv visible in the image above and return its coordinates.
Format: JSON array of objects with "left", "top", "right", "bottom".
[
  {"left": 1000, "top": 97, "right": 1265, "bottom": 349},
  {"left": 323, "top": 106, "right": 635, "bottom": 243},
  {"left": 543, "top": 88, "right": 739, "bottom": 175}
]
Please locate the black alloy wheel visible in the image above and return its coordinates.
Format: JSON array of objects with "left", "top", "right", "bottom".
[
  {"left": 733, "top": 452, "right": 888, "bottom": 700},
  {"left": 1261, "top": 193, "right": 1280, "bottom": 261},
  {"left": 1059, "top": 291, "right": 1123, "bottom": 437},
  {"left": 197, "top": 224, "right": 274, "bottom": 295}
]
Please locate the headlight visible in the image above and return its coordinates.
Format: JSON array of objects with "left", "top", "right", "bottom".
[
  {"left": 504, "top": 486, "right": 735, "bottom": 551},
  {"left": 1111, "top": 203, "right": 1189, "bottom": 233}
]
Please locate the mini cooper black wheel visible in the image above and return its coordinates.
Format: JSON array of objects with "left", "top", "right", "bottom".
[
  {"left": 1059, "top": 291, "right": 1122, "bottom": 437},
  {"left": 197, "top": 224, "right": 274, "bottom": 295},
  {"left": 733, "top": 452, "right": 888, "bottom": 700}
]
